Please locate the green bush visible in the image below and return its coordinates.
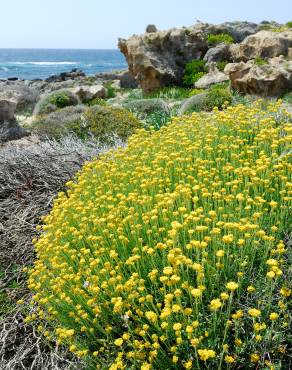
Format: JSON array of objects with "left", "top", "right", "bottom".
[
  {"left": 217, "top": 60, "right": 229, "bottom": 72},
  {"left": 31, "top": 105, "right": 142, "bottom": 143},
  {"left": 50, "top": 93, "right": 70, "bottom": 108},
  {"left": 189, "top": 88, "right": 205, "bottom": 96},
  {"left": 286, "top": 21, "right": 292, "bottom": 28},
  {"left": 31, "top": 105, "right": 85, "bottom": 139},
  {"left": 86, "top": 98, "right": 107, "bottom": 107},
  {"left": 254, "top": 57, "right": 268, "bottom": 66},
  {"left": 183, "top": 60, "right": 207, "bottom": 87},
  {"left": 204, "top": 83, "right": 232, "bottom": 111},
  {"left": 82, "top": 105, "right": 142, "bottom": 144},
  {"left": 207, "top": 33, "right": 234, "bottom": 45},
  {"left": 34, "top": 90, "right": 79, "bottom": 116},
  {"left": 104, "top": 82, "right": 117, "bottom": 99}
]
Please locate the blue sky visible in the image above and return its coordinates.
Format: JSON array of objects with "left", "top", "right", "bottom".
[{"left": 1, "top": 0, "right": 291, "bottom": 49}]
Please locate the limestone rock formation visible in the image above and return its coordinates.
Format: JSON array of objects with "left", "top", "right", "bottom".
[
  {"left": 118, "top": 21, "right": 261, "bottom": 92},
  {"left": 45, "top": 69, "right": 86, "bottom": 83},
  {"left": 215, "top": 21, "right": 259, "bottom": 43},
  {"left": 204, "top": 21, "right": 259, "bottom": 43},
  {"left": 230, "top": 30, "right": 292, "bottom": 62},
  {"left": 95, "top": 70, "right": 138, "bottom": 88},
  {"left": 203, "top": 43, "right": 231, "bottom": 64},
  {"left": 195, "top": 62, "right": 229, "bottom": 88},
  {"left": 225, "top": 56, "right": 292, "bottom": 96},
  {"left": 0, "top": 82, "right": 39, "bottom": 111},
  {"left": 0, "top": 99, "right": 28, "bottom": 143},
  {"left": 146, "top": 24, "right": 158, "bottom": 33},
  {"left": 71, "top": 85, "right": 107, "bottom": 101},
  {"left": 118, "top": 27, "right": 209, "bottom": 92}
]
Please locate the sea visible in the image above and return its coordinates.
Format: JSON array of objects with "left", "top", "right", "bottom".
[{"left": 0, "top": 49, "right": 127, "bottom": 80}]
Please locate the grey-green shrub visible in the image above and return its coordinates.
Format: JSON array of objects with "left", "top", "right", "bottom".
[
  {"left": 34, "top": 90, "right": 79, "bottom": 116},
  {"left": 31, "top": 105, "right": 85, "bottom": 139},
  {"left": 31, "top": 105, "right": 141, "bottom": 143},
  {"left": 123, "top": 99, "right": 170, "bottom": 118}
]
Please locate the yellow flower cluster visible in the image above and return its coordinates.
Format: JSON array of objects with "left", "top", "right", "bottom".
[{"left": 28, "top": 101, "right": 291, "bottom": 369}]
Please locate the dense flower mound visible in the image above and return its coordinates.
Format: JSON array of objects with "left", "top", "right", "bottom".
[{"left": 28, "top": 101, "right": 292, "bottom": 369}]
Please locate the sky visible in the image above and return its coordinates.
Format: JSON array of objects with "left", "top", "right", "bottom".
[{"left": 0, "top": 0, "right": 291, "bottom": 49}]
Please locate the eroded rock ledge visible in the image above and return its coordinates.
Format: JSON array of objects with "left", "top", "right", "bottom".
[{"left": 119, "top": 22, "right": 292, "bottom": 93}]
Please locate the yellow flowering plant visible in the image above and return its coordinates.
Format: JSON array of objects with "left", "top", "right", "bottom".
[{"left": 27, "top": 101, "right": 291, "bottom": 369}]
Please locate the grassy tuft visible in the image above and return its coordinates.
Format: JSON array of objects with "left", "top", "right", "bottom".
[{"left": 207, "top": 33, "right": 234, "bottom": 45}]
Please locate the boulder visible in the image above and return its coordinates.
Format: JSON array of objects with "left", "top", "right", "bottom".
[
  {"left": 0, "top": 83, "right": 39, "bottom": 111},
  {"left": 146, "top": 24, "right": 158, "bottom": 33},
  {"left": 258, "top": 20, "right": 284, "bottom": 31},
  {"left": 179, "top": 93, "right": 208, "bottom": 115},
  {"left": 45, "top": 68, "right": 85, "bottom": 83},
  {"left": 95, "top": 70, "right": 138, "bottom": 88},
  {"left": 123, "top": 98, "right": 169, "bottom": 117},
  {"left": 230, "top": 30, "right": 292, "bottom": 62},
  {"left": 0, "top": 99, "right": 28, "bottom": 143},
  {"left": 195, "top": 62, "right": 229, "bottom": 88},
  {"left": 225, "top": 56, "right": 292, "bottom": 96},
  {"left": 0, "top": 99, "right": 16, "bottom": 122},
  {"left": 203, "top": 43, "right": 231, "bottom": 64},
  {"left": 119, "top": 27, "right": 208, "bottom": 92},
  {"left": 71, "top": 85, "right": 107, "bottom": 101},
  {"left": 213, "top": 21, "right": 259, "bottom": 43}
]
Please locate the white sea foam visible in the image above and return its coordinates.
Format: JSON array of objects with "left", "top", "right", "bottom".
[{"left": 12, "top": 62, "right": 78, "bottom": 66}]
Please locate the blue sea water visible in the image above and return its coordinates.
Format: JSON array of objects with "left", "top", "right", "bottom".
[{"left": 0, "top": 49, "right": 127, "bottom": 80}]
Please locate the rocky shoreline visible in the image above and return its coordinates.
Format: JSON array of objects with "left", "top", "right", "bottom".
[{"left": 1, "top": 20, "right": 292, "bottom": 145}]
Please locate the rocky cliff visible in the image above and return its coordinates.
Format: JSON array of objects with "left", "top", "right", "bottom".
[{"left": 119, "top": 21, "right": 292, "bottom": 93}]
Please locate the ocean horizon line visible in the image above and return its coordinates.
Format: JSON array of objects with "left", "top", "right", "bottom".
[{"left": 0, "top": 47, "right": 120, "bottom": 51}]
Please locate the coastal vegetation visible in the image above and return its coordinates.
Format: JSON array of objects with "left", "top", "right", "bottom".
[
  {"left": 207, "top": 33, "right": 234, "bottom": 45},
  {"left": 182, "top": 60, "right": 207, "bottom": 87},
  {"left": 34, "top": 90, "right": 79, "bottom": 115},
  {"left": 26, "top": 101, "right": 291, "bottom": 369},
  {"left": 31, "top": 105, "right": 141, "bottom": 143}
]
